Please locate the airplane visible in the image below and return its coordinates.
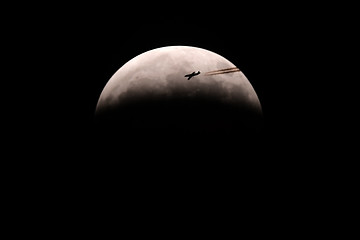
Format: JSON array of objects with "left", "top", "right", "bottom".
[{"left": 184, "top": 71, "right": 201, "bottom": 80}]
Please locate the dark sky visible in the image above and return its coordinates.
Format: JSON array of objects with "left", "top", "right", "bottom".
[
  {"left": 12, "top": 4, "right": 345, "bottom": 231},
  {"left": 34, "top": 4, "right": 324, "bottom": 158},
  {"left": 39, "top": 8, "right": 323, "bottom": 183},
  {"left": 62, "top": 15, "right": 296, "bottom": 137}
]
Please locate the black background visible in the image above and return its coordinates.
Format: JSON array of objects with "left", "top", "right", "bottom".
[
  {"left": 44, "top": 5, "right": 320, "bottom": 158},
  {"left": 9, "top": 3, "right": 349, "bottom": 236}
]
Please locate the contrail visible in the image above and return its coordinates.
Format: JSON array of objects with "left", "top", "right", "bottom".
[{"left": 204, "top": 67, "right": 241, "bottom": 76}]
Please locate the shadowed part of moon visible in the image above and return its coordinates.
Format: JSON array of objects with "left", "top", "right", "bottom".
[{"left": 94, "top": 46, "right": 263, "bottom": 138}]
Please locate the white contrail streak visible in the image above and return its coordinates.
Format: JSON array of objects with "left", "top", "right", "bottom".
[{"left": 204, "top": 67, "right": 241, "bottom": 76}]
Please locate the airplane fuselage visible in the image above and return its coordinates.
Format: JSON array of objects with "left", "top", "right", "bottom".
[{"left": 185, "top": 71, "right": 201, "bottom": 80}]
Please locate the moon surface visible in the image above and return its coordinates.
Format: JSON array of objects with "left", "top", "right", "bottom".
[{"left": 95, "top": 46, "right": 262, "bottom": 135}]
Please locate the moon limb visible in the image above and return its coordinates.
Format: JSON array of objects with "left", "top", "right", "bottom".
[{"left": 95, "top": 46, "right": 262, "bottom": 132}]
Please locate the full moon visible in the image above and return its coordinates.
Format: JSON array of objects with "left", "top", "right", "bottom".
[{"left": 95, "top": 46, "right": 263, "bottom": 135}]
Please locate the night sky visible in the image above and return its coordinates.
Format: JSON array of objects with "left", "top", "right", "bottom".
[
  {"left": 60, "top": 14, "right": 299, "bottom": 151},
  {"left": 17, "top": 4, "right": 339, "bottom": 232},
  {"left": 33, "top": 5, "right": 325, "bottom": 174},
  {"left": 43, "top": 8, "right": 315, "bottom": 181}
]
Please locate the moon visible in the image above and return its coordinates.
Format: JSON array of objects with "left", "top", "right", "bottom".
[{"left": 95, "top": 46, "right": 263, "bottom": 135}]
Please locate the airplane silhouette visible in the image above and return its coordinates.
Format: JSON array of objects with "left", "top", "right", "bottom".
[{"left": 184, "top": 71, "right": 201, "bottom": 80}]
